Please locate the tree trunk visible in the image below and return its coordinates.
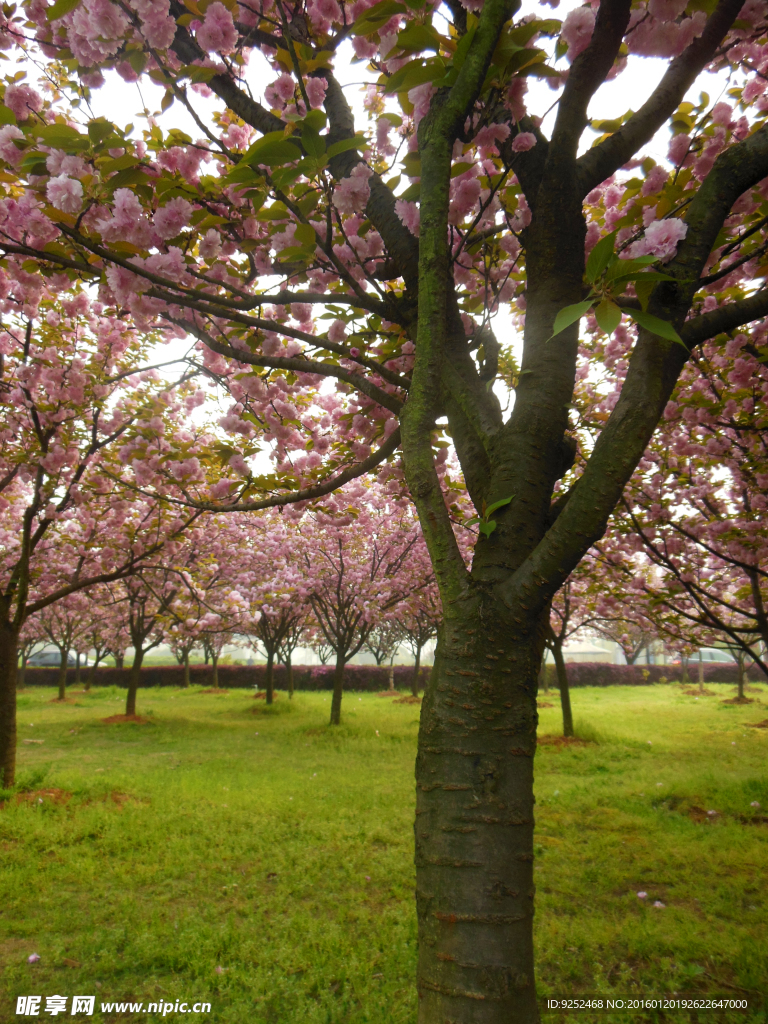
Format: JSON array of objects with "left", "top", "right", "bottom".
[
  {"left": 286, "top": 653, "right": 294, "bottom": 699},
  {"left": 265, "top": 649, "right": 274, "bottom": 705},
  {"left": 85, "top": 654, "right": 101, "bottom": 692},
  {"left": 17, "top": 651, "right": 27, "bottom": 690},
  {"left": 211, "top": 652, "right": 219, "bottom": 689},
  {"left": 388, "top": 659, "right": 395, "bottom": 691},
  {"left": 412, "top": 644, "right": 422, "bottom": 698},
  {"left": 329, "top": 651, "right": 345, "bottom": 726},
  {"left": 114, "top": 652, "right": 124, "bottom": 670},
  {"left": 737, "top": 652, "right": 745, "bottom": 699},
  {"left": 125, "top": 648, "right": 144, "bottom": 717},
  {"left": 56, "top": 647, "right": 70, "bottom": 701},
  {"left": 551, "top": 639, "right": 574, "bottom": 738},
  {"left": 74, "top": 652, "right": 81, "bottom": 687},
  {"left": 681, "top": 655, "right": 689, "bottom": 683},
  {"left": 698, "top": 650, "right": 704, "bottom": 694},
  {"left": 0, "top": 620, "right": 19, "bottom": 787},
  {"left": 414, "top": 617, "right": 539, "bottom": 1022},
  {"left": 182, "top": 649, "right": 190, "bottom": 687}
]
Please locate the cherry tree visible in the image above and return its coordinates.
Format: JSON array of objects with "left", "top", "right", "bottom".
[
  {"left": 397, "top": 583, "right": 441, "bottom": 697},
  {"left": 8, "top": 0, "right": 768, "bottom": 1012},
  {"left": 37, "top": 592, "right": 90, "bottom": 700}
]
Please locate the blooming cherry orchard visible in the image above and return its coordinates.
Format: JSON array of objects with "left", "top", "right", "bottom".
[
  {"left": 0, "top": 300, "right": 203, "bottom": 785},
  {"left": 7, "top": 0, "right": 768, "bottom": 1014}
]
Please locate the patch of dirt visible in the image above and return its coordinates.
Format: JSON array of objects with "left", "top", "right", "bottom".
[
  {"left": 682, "top": 687, "right": 716, "bottom": 697},
  {"left": 48, "top": 697, "right": 76, "bottom": 704},
  {"left": 199, "top": 688, "right": 229, "bottom": 695},
  {"left": 721, "top": 696, "right": 755, "bottom": 705},
  {"left": 394, "top": 695, "right": 421, "bottom": 704},
  {"left": 537, "top": 701, "right": 555, "bottom": 708},
  {"left": 22, "top": 739, "right": 44, "bottom": 745},
  {"left": 16, "top": 788, "right": 72, "bottom": 806},
  {"left": 736, "top": 812, "right": 768, "bottom": 825},
  {"left": 686, "top": 805, "right": 713, "bottom": 823},
  {"left": 377, "top": 690, "right": 398, "bottom": 697},
  {"left": 537, "top": 735, "right": 591, "bottom": 748},
  {"left": 746, "top": 719, "right": 768, "bottom": 728},
  {"left": 253, "top": 691, "right": 274, "bottom": 700},
  {"left": 100, "top": 714, "right": 151, "bottom": 725}
]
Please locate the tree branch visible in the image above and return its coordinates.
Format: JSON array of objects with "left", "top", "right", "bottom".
[{"left": 576, "top": 0, "right": 745, "bottom": 195}]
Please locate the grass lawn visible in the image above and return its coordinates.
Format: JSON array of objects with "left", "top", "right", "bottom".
[{"left": 0, "top": 683, "right": 766, "bottom": 1023}]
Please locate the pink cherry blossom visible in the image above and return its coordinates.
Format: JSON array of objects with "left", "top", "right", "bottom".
[
  {"left": 561, "top": 7, "right": 595, "bottom": 61},
  {"left": 512, "top": 132, "right": 537, "bottom": 153},
  {"left": 4, "top": 83, "right": 43, "bottom": 121},
  {"left": 46, "top": 176, "right": 84, "bottom": 215},
  {"left": 395, "top": 199, "right": 420, "bottom": 236},
  {"left": 332, "top": 165, "right": 373, "bottom": 216},
  {"left": 196, "top": 2, "right": 237, "bottom": 54}
]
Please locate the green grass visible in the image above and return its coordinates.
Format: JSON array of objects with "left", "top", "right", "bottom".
[{"left": 1, "top": 684, "right": 766, "bottom": 1023}]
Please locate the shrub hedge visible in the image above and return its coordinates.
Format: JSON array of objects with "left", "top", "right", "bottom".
[
  {"left": 20, "top": 660, "right": 767, "bottom": 691},
  {"left": 19, "top": 663, "right": 431, "bottom": 692}
]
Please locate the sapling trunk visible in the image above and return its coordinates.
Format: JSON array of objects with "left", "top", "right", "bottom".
[
  {"left": 0, "top": 620, "right": 19, "bottom": 787},
  {"left": 698, "top": 650, "right": 704, "bottom": 694},
  {"left": 74, "top": 652, "right": 81, "bottom": 687},
  {"left": 85, "top": 654, "right": 101, "bottom": 691},
  {"left": 182, "top": 649, "right": 190, "bottom": 688},
  {"left": 737, "top": 651, "right": 745, "bottom": 699},
  {"left": 18, "top": 651, "right": 27, "bottom": 690},
  {"left": 286, "top": 653, "right": 294, "bottom": 699},
  {"left": 551, "top": 639, "right": 574, "bottom": 738},
  {"left": 56, "top": 648, "right": 70, "bottom": 701},
  {"left": 265, "top": 649, "right": 274, "bottom": 705},
  {"left": 211, "top": 652, "right": 219, "bottom": 689},
  {"left": 114, "top": 652, "right": 124, "bottom": 670},
  {"left": 388, "top": 658, "right": 395, "bottom": 692},
  {"left": 330, "top": 651, "right": 345, "bottom": 725},
  {"left": 412, "top": 644, "right": 421, "bottom": 698},
  {"left": 125, "top": 648, "right": 144, "bottom": 717},
  {"left": 681, "top": 656, "right": 689, "bottom": 683}
]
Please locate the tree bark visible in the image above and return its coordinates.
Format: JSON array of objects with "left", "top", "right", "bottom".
[
  {"left": 211, "top": 651, "right": 219, "bottom": 689},
  {"left": 114, "top": 652, "right": 124, "bottom": 670},
  {"left": 0, "top": 619, "right": 19, "bottom": 787},
  {"left": 56, "top": 647, "right": 70, "bottom": 701},
  {"left": 412, "top": 644, "right": 422, "bottom": 698},
  {"left": 85, "top": 654, "right": 101, "bottom": 691},
  {"left": 74, "top": 652, "right": 81, "bottom": 687},
  {"left": 125, "top": 648, "right": 144, "bottom": 717},
  {"left": 414, "top": 616, "right": 539, "bottom": 1022},
  {"left": 551, "top": 639, "right": 574, "bottom": 738},
  {"left": 737, "top": 651, "right": 745, "bottom": 699},
  {"left": 17, "top": 650, "right": 27, "bottom": 690},
  {"left": 698, "top": 650, "right": 704, "bottom": 694},
  {"left": 388, "top": 658, "right": 395, "bottom": 691},
  {"left": 183, "top": 649, "right": 190, "bottom": 688},
  {"left": 330, "top": 651, "right": 345, "bottom": 726},
  {"left": 286, "top": 653, "right": 294, "bottom": 699},
  {"left": 681, "top": 655, "right": 689, "bottom": 683},
  {"left": 265, "top": 648, "right": 274, "bottom": 705}
]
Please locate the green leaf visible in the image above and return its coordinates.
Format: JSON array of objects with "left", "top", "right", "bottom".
[
  {"left": 465, "top": 515, "right": 480, "bottom": 527},
  {"left": 384, "top": 57, "right": 445, "bottom": 94},
  {"left": 625, "top": 308, "right": 686, "bottom": 346},
  {"left": 302, "top": 109, "right": 327, "bottom": 132},
  {"left": 47, "top": 0, "right": 81, "bottom": 20},
  {"left": 585, "top": 230, "right": 616, "bottom": 283},
  {"left": 36, "top": 123, "right": 89, "bottom": 152},
  {"left": 605, "top": 255, "right": 656, "bottom": 280},
  {"left": 225, "top": 163, "right": 263, "bottom": 184},
  {"left": 485, "top": 494, "right": 514, "bottom": 517},
  {"left": 352, "top": 0, "right": 406, "bottom": 34},
  {"left": 396, "top": 22, "right": 441, "bottom": 52},
  {"left": 301, "top": 125, "right": 326, "bottom": 159},
  {"left": 88, "top": 119, "right": 117, "bottom": 145},
  {"left": 478, "top": 520, "right": 497, "bottom": 538},
  {"left": 326, "top": 136, "right": 364, "bottom": 158},
  {"left": 104, "top": 166, "right": 150, "bottom": 191},
  {"left": 293, "top": 223, "right": 317, "bottom": 246},
  {"left": 0, "top": 105, "right": 16, "bottom": 126},
  {"left": 248, "top": 140, "right": 302, "bottom": 167},
  {"left": 634, "top": 275, "right": 657, "bottom": 312},
  {"left": 594, "top": 299, "right": 621, "bottom": 335},
  {"left": 550, "top": 299, "right": 593, "bottom": 339}
]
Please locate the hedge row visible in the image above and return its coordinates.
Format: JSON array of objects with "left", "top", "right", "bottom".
[
  {"left": 20, "top": 660, "right": 767, "bottom": 691},
  {"left": 541, "top": 660, "right": 767, "bottom": 688},
  {"left": 19, "top": 663, "right": 431, "bottom": 692}
]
